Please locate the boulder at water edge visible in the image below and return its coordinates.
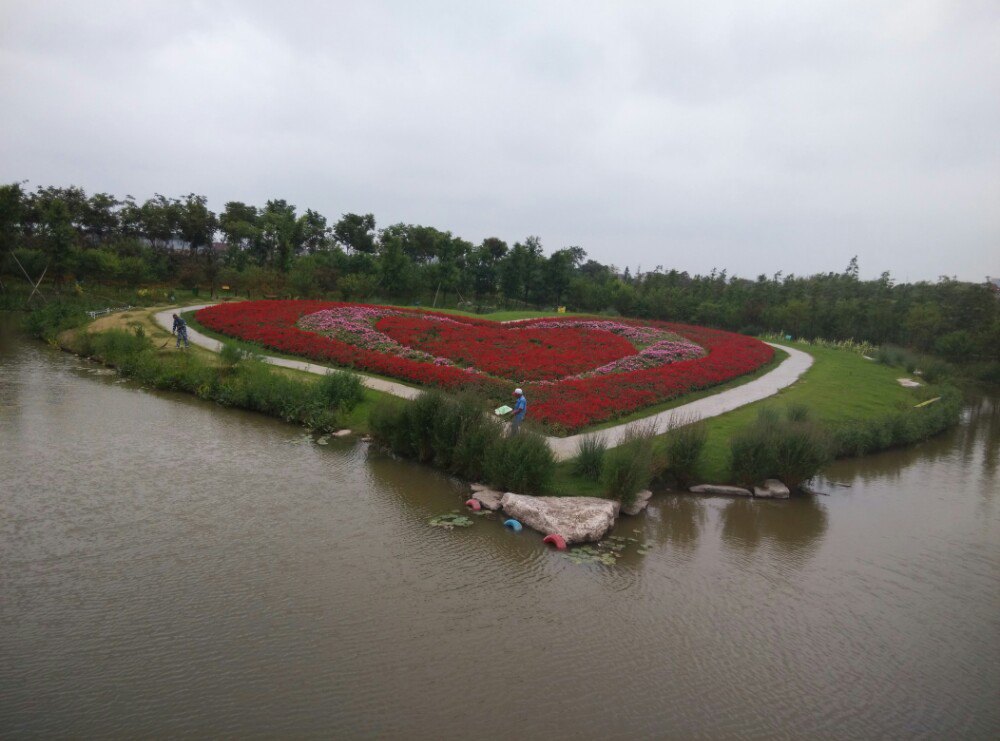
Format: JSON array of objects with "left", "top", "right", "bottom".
[
  {"left": 468, "top": 484, "right": 504, "bottom": 511},
  {"left": 621, "top": 489, "right": 653, "bottom": 516},
  {"left": 689, "top": 484, "right": 753, "bottom": 497},
  {"left": 499, "top": 493, "right": 618, "bottom": 544},
  {"left": 753, "top": 479, "right": 791, "bottom": 499}
]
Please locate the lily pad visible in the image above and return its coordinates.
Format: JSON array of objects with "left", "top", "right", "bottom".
[
  {"left": 428, "top": 513, "right": 474, "bottom": 529},
  {"left": 563, "top": 543, "right": 621, "bottom": 566}
]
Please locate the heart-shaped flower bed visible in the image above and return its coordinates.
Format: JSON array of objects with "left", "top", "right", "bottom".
[
  {"left": 196, "top": 300, "right": 774, "bottom": 432},
  {"left": 375, "top": 314, "right": 635, "bottom": 381},
  {"left": 295, "top": 305, "right": 702, "bottom": 382}
]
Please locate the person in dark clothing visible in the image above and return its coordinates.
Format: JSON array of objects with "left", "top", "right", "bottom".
[{"left": 172, "top": 313, "right": 189, "bottom": 349}]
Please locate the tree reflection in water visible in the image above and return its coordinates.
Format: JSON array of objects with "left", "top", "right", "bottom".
[
  {"left": 648, "top": 495, "right": 706, "bottom": 554},
  {"left": 719, "top": 495, "right": 828, "bottom": 563}
]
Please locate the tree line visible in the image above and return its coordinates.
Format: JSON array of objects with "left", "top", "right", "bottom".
[{"left": 1, "top": 182, "right": 997, "bottom": 367}]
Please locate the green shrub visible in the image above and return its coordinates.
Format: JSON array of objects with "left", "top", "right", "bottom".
[
  {"left": 729, "top": 408, "right": 833, "bottom": 490},
  {"left": 786, "top": 402, "right": 811, "bottom": 423},
  {"left": 22, "top": 301, "right": 89, "bottom": 341},
  {"left": 219, "top": 341, "right": 247, "bottom": 367},
  {"left": 729, "top": 429, "right": 777, "bottom": 489},
  {"left": 75, "top": 329, "right": 359, "bottom": 432},
  {"left": 773, "top": 422, "right": 833, "bottom": 489},
  {"left": 829, "top": 385, "right": 962, "bottom": 457},
  {"left": 93, "top": 328, "right": 148, "bottom": 359},
  {"left": 450, "top": 411, "right": 503, "bottom": 482},
  {"left": 484, "top": 431, "right": 555, "bottom": 495},
  {"left": 601, "top": 422, "right": 656, "bottom": 504},
  {"left": 934, "top": 330, "right": 976, "bottom": 362},
  {"left": 663, "top": 419, "right": 707, "bottom": 487},
  {"left": 967, "top": 361, "right": 1000, "bottom": 384},
  {"left": 315, "top": 370, "right": 365, "bottom": 413},
  {"left": 573, "top": 434, "right": 607, "bottom": 479},
  {"left": 368, "top": 397, "right": 408, "bottom": 450},
  {"left": 920, "top": 358, "right": 952, "bottom": 384},
  {"left": 755, "top": 406, "right": 782, "bottom": 426},
  {"left": 876, "top": 344, "right": 917, "bottom": 370},
  {"left": 369, "top": 391, "right": 553, "bottom": 492}
]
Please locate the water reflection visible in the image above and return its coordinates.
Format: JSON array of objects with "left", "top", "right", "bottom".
[
  {"left": 818, "top": 393, "right": 999, "bottom": 498},
  {"left": 648, "top": 495, "right": 706, "bottom": 552},
  {"left": 968, "top": 395, "right": 999, "bottom": 486},
  {"left": 719, "top": 495, "right": 828, "bottom": 560}
]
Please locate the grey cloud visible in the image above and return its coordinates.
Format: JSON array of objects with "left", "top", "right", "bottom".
[{"left": 1, "top": 0, "right": 997, "bottom": 281}]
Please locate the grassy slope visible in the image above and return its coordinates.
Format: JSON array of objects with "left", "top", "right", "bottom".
[
  {"left": 684, "top": 343, "right": 927, "bottom": 483},
  {"left": 552, "top": 343, "right": 930, "bottom": 493},
  {"left": 71, "top": 305, "right": 394, "bottom": 432}
]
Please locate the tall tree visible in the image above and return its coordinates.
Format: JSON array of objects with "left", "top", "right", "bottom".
[
  {"left": 219, "top": 201, "right": 259, "bottom": 268},
  {"left": 0, "top": 182, "right": 25, "bottom": 252},
  {"left": 259, "top": 199, "right": 298, "bottom": 270},
  {"left": 333, "top": 213, "right": 376, "bottom": 254},
  {"left": 296, "top": 208, "right": 330, "bottom": 254},
  {"left": 177, "top": 194, "right": 217, "bottom": 253},
  {"left": 468, "top": 237, "right": 508, "bottom": 300},
  {"left": 39, "top": 198, "right": 76, "bottom": 289},
  {"left": 139, "top": 194, "right": 180, "bottom": 250},
  {"left": 82, "top": 192, "right": 120, "bottom": 245},
  {"left": 544, "top": 246, "right": 586, "bottom": 305}
]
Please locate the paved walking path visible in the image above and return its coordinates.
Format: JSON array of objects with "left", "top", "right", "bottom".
[
  {"left": 547, "top": 344, "right": 812, "bottom": 459},
  {"left": 155, "top": 305, "right": 812, "bottom": 461}
]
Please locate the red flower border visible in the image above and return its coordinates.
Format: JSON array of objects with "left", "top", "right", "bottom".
[{"left": 195, "top": 300, "right": 774, "bottom": 432}]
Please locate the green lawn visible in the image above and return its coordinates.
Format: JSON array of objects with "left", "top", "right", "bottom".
[
  {"left": 79, "top": 305, "right": 392, "bottom": 435},
  {"left": 551, "top": 342, "right": 935, "bottom": 492},
  {"left": 684, "top": 343, "right": 931, "bottom": 482}
]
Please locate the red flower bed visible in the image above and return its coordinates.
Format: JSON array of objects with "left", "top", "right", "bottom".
[
  {"left": 375, "top": 314, "right": 635, "bottom": 381},
  {"left": 195, "top": 301, "right": 774, "bottom": 432}
]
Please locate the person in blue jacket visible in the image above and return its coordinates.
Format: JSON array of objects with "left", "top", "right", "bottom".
[
  {"left": 510, "top": 387, "right": 527, "bottom": 434},
  {"left": 172, "top": 313, "right": 189, "bottom": 349}
]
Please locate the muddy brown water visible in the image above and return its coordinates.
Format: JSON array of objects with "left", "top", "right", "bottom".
[{"left": 1, "top": 319, "right": 998, "bottom": 739}]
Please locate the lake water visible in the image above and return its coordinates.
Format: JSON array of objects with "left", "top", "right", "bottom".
[{"left": 1, "top": 319, "right": 997, "bottom": 739}]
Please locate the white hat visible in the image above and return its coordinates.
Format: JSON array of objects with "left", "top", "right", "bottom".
[{"left": 513, "top": 388, "right": 523, "bottom": 395}]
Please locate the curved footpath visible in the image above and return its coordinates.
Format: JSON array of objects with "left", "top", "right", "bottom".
[{"left": 154, "top": 305, "right": 812, "bottom": 461}]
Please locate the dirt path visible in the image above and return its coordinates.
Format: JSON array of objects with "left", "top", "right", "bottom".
[{"left": 153, "top": 305, "right": 812, "bottom": 460}]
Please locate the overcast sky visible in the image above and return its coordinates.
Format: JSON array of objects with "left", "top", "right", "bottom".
[{"left": 2, "top": 1, "right": 997, "bottom": 281}]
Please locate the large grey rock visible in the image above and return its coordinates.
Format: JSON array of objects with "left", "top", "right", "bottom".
[
  {"left": 689, "top": 484, "right": 753, "bottom": 497},
  {"left": 754, "top": 478, "right": 791, "bottom": 499},
  {"left": 499, "top": 493, "right": 618, "bottom": 544},
  {"left": 468, "top": 485, "right": 504, "bottom": 511},
  {"left": 621, "top": 489, "right": 653, "bottom": 516}
]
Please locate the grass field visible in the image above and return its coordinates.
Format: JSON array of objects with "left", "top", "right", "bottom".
[
  {"left": 684, "top": 342, "right": 933, "bottom": 482},
  {"left": 67, "top": 305, "right": 395, "bottom": 432}
]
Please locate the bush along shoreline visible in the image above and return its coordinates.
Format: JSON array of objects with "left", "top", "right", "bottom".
[
  {"left": 53, "top": 325, "right": 365, "bottom": 433},
  {"left": 368, "top": 390, "right": 556, "bottom": 495}
]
